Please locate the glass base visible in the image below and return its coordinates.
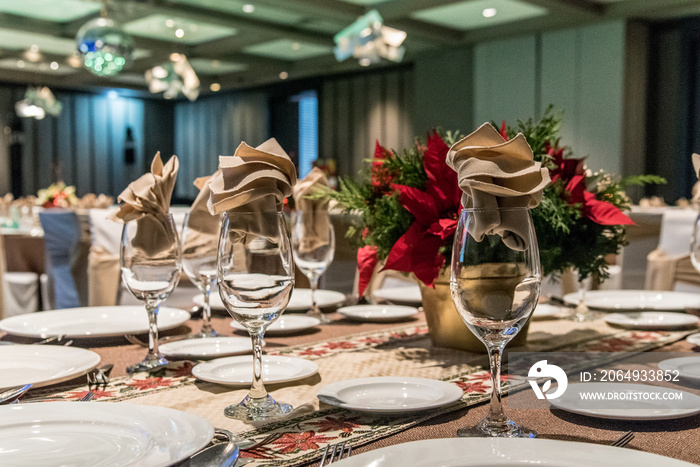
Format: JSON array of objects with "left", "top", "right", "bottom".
[
  {"left": 569, "top": 306, "right": 600, "bottom": 322},
  {"left": 457, "top": 416, "right": 536, "bottom": 438},
  {"left": 225, "top": 394, "right": 293, "bottom": 421},
  {"left": 190, "top": 328, "right": 221, "bottom": 338},
  {"left": 306, "top": 308, "right": 330, "bottom": 324},
  {"left": 127, "top": 353, "right": 169, "bottom": 374}
]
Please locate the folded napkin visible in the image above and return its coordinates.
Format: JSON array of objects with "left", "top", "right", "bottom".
[
  {"left": 183, "top": 174, "right": 220, "bottom": 258},
  {"left": 207, "top": 138, "right": 296, "bottom": 240},
  {"left": 293, "top": 167, "right": 330, "bottom": 253},
  {"left": 110, "top": 152, "right": 179, "bottom": 255},
  {"left": 446, "top": 122, "right": 550, "bottom": 249}
]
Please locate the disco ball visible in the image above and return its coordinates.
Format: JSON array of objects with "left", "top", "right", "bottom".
[{"left": 76, "top": 17, "right": 134, "bottom": 77}]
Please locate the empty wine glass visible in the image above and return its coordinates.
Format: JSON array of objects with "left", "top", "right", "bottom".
[
  {"left": 690, "top": 213, "right": 700, "bottom": 276},
  {"left": 451, "top": 207, "right": 541, "bottom": 438},
  {"left": 120, "top": 213, "right": 181, "bottom": 373},
  {"left": 291, "top": 211, "right": 335, "bottom": 323},
  {"left": 182, "top": 212, "right": 220, "bottom": 337},
  {"left": 217, "top": 211, "right": 294, "bottom": 421}
]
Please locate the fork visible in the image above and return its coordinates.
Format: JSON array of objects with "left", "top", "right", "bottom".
[
  {"left": 87, "top": 364, "right": 114, "bottom": 388},
  {"left": 319, "top": 442, "right": 352, "bottom": 465},
  {"left": 610, "top": 430, "right": 634, "bottom": 448},
  {"left": 78, "top": 391, "right": 95, "bottom": 402}
]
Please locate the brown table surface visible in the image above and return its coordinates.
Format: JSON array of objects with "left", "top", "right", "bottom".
[{"left": 5, "top": 308, "right": 700, "bottom": 466}]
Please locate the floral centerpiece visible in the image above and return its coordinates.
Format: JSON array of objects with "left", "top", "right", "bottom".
[
  {"left": 326, "top": 107, "right": 664, "bottom": 297},
  {"left": 36, "top": 181, "right": 78, "bottom": 209}
]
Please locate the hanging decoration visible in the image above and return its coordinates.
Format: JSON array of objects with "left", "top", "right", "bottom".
[
  {"left": 15, "top": 86, "right": 62, "bottom": 120},
  {"left": 76, "top": 15, "right": 134, "bottom": 77},
  {"left": 333, "top": 9, "right": 406, "bottom": 66},
  {"left": 145, "top": 54, "right": 200, "bottom": 101}
]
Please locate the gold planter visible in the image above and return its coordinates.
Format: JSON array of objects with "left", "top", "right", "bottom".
[{"left": 419, "top": 271, "right": 530, "bottom": 353}]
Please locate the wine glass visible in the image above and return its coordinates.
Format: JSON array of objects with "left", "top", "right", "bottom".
[
  {"left": 690, "top": 213, "right": 700, "bottom": 277},
  {"left": 217, "top": 211, "right": 294, "bottom": 421},
  {"left": 450, "top": 207, "right": 541, "bottom": 438},
  {"left": 290, "top": 211, "right": 335, "bottom": 324},
  {"left": 120, "top": 213, "right": 182, "bottom": 373},
  {"left": 182, "top": 212, "right": 220, "bottom": 337}
]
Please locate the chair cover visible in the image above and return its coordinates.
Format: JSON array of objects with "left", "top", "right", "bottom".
[{"left": 39, "top": 210, "right": 81, "bottom": 309}]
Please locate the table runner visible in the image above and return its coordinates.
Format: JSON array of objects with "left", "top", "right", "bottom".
[{"left": 31, "top": 318, "right": 696, "bottom": 466}]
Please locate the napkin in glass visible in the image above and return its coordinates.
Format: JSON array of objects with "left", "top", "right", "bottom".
[
  {"left": 109, "top": 151, "right": 179, "bottom": 255},
  {"left": 207, "top": 138, "right": 296, "bottom": 240},
  {"left": 446, "top": 122, "right": 550, "bottom": 249},
  {"left": 183, "top": 173, "right": 221, "bottom": 259},
  {"left": 292, "top": 167, "right": 330, "bottom": 253}
]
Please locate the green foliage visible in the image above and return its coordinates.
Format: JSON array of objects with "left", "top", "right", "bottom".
[{"left": 382, "top": 146, "right": 427, "bottom": 189}]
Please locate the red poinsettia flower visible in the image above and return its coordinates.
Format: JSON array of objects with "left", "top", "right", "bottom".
[
  {"left": 309, "top": 416, "right": 362, "bottom": 433},
  {"left": 371, "top": 141, "right": 395, "bottom": 190},
  {"left": 546, "top": 141, "right": 585, "bottom": 183},
  {"left": 455, "top": 380, "right": 490, "bottom": 394},
  {"left": 271, "top": 431, "right": 335, "bottom": 454},
  {"left": 126, "top": 377, "right": 177, "bottom": 390},
  {"left": 381, "top": 131, "right": 461, "bottom": 287},
  {"left": 565, "top": 175, "right": 634, "bottom": 225}
]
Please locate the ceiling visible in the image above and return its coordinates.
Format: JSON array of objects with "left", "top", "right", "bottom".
[{"left": 0, "top": 0, "right": 698, "bottom": 98}]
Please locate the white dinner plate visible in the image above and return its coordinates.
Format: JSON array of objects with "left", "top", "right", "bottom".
[
  {"left": 0, "top": 402, "right": 213, "bottom": 466},
  {"left": 372, "top": 286, "right": 422, "bottom": 305},
  {"left": 328, "top": 438, "right": 695, "bottom": 466},
  {"left": 0, "top": 306, "right": 191, "bottom": 338},
  {"left": 563, "top": 290, "right": 700, "bottom": 311},
  {"left": 604, "top": 312, "right": 699, "bottom": 330},
  {"left": 200, "top": 288, "right": 346, "bottom": 311},
  {"left": 0, "top": 345, "right": 100, "bottom": 390},
  {"left": 192, "top": 355, "right": 318, "bottom": 386},
  {"left": 549, "top": 382, "right": 700, "bottom": 420},
  {"left": 659, "top": 356, "right": 700, "bottom": 384},
  {"left": 159, "top": 337, "right": 252, "bottom": 359},
  {"left": 532, "top": 303, "right": 565, "bottom": 319},
  {"left": 317, "top": 377, "right": 463, "bottom": 413},
  {"left": 230, "top": 315, "right": 321, "bottom": 335},
  {"left": 687, "top": 333, "right": 700, "bottom": 346},
  {"left": 337, "top": 305, "right": 418, "bottom": 322}
]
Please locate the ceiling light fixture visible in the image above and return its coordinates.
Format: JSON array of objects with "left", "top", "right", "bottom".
[
  {"left": 334, "top": 9, "right": 406, "bottom": 66},
  {"left": 242, "top": 4, "right": 254, "bottom": 13},
  {"left": 15, "top": 86, "right": 62, "bottom": 120},
  {"left": 76, "top": 15, "right": 134, "bottom": 77},
  {"left": 145, "top": 54, "right": 200, "bottom": 101},
  {"left": 210, "top": 83, "right": 221, "bottom": 92},
  {"left": 50, "top": 61, "right": 59, "bottom": 70},
  {"left": 24, "top": 45, "right": 42, "bottom": 62},
  {"left": 279, "top": 71, "right": 288, "bottom": 80},
  {"left": 170, "top": 52, "right": 182, "bottom": 61},
  {"left": 16, "top": 60, "right": 25, "bottom": 69},
  {"left": 482, "top": 8, "right": 497, "bottom": 18},
  {"left": 291, "top": 42, "right": 300, "bottom": 51},
  {"left": 165, "top": 19, "right": 175, "bottom": 28},
  {"left": 175, "top": 28, "right": 185, "bottom": 38}
]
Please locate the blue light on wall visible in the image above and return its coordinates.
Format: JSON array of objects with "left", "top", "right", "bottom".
[{"left": 298, "top": 90, "right": 318, "bottom": 178}]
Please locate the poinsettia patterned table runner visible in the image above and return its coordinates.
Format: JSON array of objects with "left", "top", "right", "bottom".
[{"left": 30, "top": 321, "right": 695, "bottom": 466}]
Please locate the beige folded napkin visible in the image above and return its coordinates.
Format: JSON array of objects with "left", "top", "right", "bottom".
[
  {"left": 183, "top": 174, "right": 220, "bottom": 258},
  {"left": 110, "top": 152, "right": 179, "bottom": 255},
  {"left": 293, "top": 167, "right": 330, "bottom": 253},
  {"left": 446, "top": 122, "right": 550, "bottom": 249},
  {"left": 207, "top": 138, "right": 296, "bottom": 240}
]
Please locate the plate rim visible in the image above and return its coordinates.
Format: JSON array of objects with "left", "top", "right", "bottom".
[
  {"left": 159, "top": 336, "right": 252, "bottom": 358},
  {"left": 316, "top": 376, "right": 463, "bottom": 413},
  {"left": 229, "top": 314, "right": 322, "bottom": 335},
  {"left": 603, "top": 311, "right": 699, "bottom": 329},
  {"left": 192, "top": 354, "right": 319, "bottom": 386},
  {"left": 0, "top": 401, "right": 214, "bottom": 467},
  {"left": 658, "top": 356, "right": 700, "bottom": 383},
  {"left": 549, "top": 382, "right": 700, "bottom": 420},
  {"left": 687, "top": 333, "right": 700, "bottom": 345},
  {"left": 372, "top": 286, "right": 422, "bottom": 303},
  {"left": 0, "top": 345, "right": 101, "bottom": 390},
  {"left": 286, "top": 288, "right": 346, "bottom": 310},
  {"left": 202, "top": 288, "right": 346, "bottom": 311},
  {"left": 0, "top": 306, "right": 191, "bottom": 338},
  {"left": 562, "top": 290, "right": 700, "bottom": 311},
  {"left": 336, "top": 304, "right": 419, "bottom": 322},
  {"left": 328, "top": 437, "right": 696, "bottom": 466}
]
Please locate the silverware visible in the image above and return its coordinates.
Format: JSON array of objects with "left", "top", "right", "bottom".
[
  {"left": 610, "top": 430, "right": 634, "bottom": 448},
  {"left": 189, "top": 442, "right": 239, "bottom": 467},
  {"left": 87, "top": 364, "right": 114, "bottom": 388},
  {"left": 33, "top": 335, "right": 66, "bottom": 345},
  {"left": 0, "top": 384, "right": 32, "bottom": 405},
  {"left": 320, "top": 442, "right": 352, "bottom": 465},
  {"left": 78, "top": 391, "right": 94, "bottom": 402},
  {"left": 236, "top": 432, "right": 284, "bottom": 451},
  {"left": 124, "top": 334, "right": 189, "bottom": 347}
]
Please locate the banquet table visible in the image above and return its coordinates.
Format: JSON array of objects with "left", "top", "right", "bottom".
[{"left": 4, "top": 305, "right": 700, "bottom": 466}]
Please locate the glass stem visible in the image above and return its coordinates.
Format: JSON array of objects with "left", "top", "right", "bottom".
[
  {"left": 487, "top": 345, "right": 507, "bottom": 423},
  {"left": 249, "top": 332, "right": 267, "bottom": 400},
  {"left": 202, "top": 283, "right": 213, "bottom": 334},
  {"left": 146, "top": 304, "right": 160, "bottom": 360},
  {"left": 309, "top": 275, "right": 320, "bottom": 314}
]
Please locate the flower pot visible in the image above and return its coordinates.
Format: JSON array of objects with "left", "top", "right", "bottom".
[{"left": 419, "top": 270, "right": 530, "bottom": 353}]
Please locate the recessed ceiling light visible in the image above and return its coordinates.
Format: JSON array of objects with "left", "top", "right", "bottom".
[
  {"left": 242, "top": 4, "right": 254, "bottom": 13},
  {"left": 358, "top": 57, "right": 371, "bottom": 67},
  {"left": 210, "top": 83, "right": 221, "bottom": 92},
  {"left": 170, "top": 52, "right": 182, "bottom": 61},
  {"left": 50, "top": 61, "right": 59, "bottom": 70},
  {"left": 482, "top": 8, "right": 497, "bottom": 18},
  {"left": 291, "top": 42, "right": 300, "bottom": 51},
  {"left": 279, "top": 71, "right": 288, "bottom": 80},
  {"left": 175, "top": 28, "right": 185, "bottom": 38},
  {"left": 68, "top": 54, "right": 82, "bottom": 68},
  {"left": 16, "top": 60, "right": 25, "bottom": 68},
  {"left": 165, "top": 19, "right": 175, "bottom": 28},
  {"left": 30, "top": 44, "right": 39, "bottom": 52},
  {"left": 212, "top": 60, "right": 221, "bottom": 68},
  {"left": 24, "top": 48, "right": 41, "bottom": 62},
  {"left": 107, "top": 90, "right": 119, "bottom": 99}
]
